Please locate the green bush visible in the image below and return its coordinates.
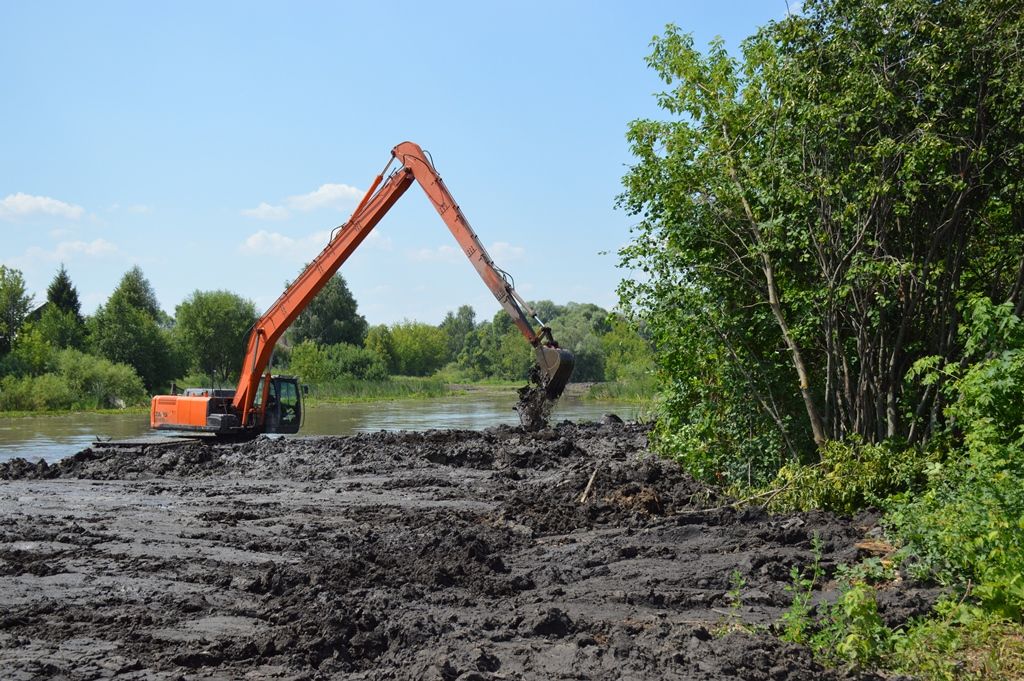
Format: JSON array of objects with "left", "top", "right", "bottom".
[
  {"left": 888, "top": 297, "right": 1024, "bottom": 619},
  {"left": 765, "top": 439, "right": 936, "bottom": 514},
  {"left": 654, "top": 377, "right": 794, "bottom": 486},
  {"left": 0, "top": 323, "right": 58, "bottom": 377},
  {"left": 781, "top": 550, "right": 1024, "bottom": 678},
  {"left": 290, "top": 340, "right": 388, "bottom": 383},
  {"left": 0, "top": 349, "right": 145, "bottom": 412},
  {"left": 0, "top": 373, "right": 74, "bottom": 411},
  {"left": 55, "top": 349, "right": 147, "bottom": 409},
  {"left": 329, "top": 343, "right": 388, "bottom": 381},
  {"left": 810, "top": 582, "right": 894, "bottom": 669},
  {"left": 390, "top": 321, "right": 448, "bottom": 377},
  {"left": 433, "top": 362, "right": 485, "bottom": 384},
  {"left": 364, "top": 325, "right": 398, "bottom": 374}
]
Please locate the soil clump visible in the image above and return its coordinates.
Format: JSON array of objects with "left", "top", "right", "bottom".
[
  {"left": 514, "top": 366, "right": 554, "bottom": 431},
  {"left": 0, "top": 422, "right": 935, "bottom": 679}
]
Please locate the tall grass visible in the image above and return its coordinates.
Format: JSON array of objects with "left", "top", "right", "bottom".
[
  {"left": 585, "top": 375, "right": 659, "bottom": 401},
  {"left": 306, "top": 376, "right": 449, "bottom": 403}
]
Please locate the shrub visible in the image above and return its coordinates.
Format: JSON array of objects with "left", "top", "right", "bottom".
[
  {"left": 328, "top": 343, "right": 388, "bottom": 381},
  {"left": 888, "top": 297, "right": 1024, "bottom": 619},
  {"left": 0, "top": 349, "right": 146, "bottom": 412},
  {"left": 290, "top": 341, "right": 389, "bottom": 383},
  {"left": 55, "top": 349, "right": 147, "bottom": 409},
  {"left": 765, "top": 439, "right": 936, "bottom": 514},
  {"left": 389, "top": 322, "right": 448, "bottom": 377},
  {"left": 0, "top": 373, "right": 74, "bottom": 411},
  {"left": 0, "top": 323, "right": 57, "bottom": 377}
]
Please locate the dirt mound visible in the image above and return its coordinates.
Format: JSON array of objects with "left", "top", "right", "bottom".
[{"left": 0, "top": 422, "right": 929, "bottom": 679}]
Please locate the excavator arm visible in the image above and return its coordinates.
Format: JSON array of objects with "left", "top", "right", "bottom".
[{"left": 231, "top": 141, "right": 573, "bottom": 427}]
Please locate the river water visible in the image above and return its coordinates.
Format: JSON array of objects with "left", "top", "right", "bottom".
[{"left": 0, "top": 393, "right": 640, "bottom": 464}]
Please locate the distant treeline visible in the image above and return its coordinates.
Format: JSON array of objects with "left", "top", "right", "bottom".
[{"left": 0, "top": 264, "right": 654, "bottom": 412}]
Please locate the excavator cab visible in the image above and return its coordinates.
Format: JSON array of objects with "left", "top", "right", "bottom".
[{"left": 256, "top": 376, "right": 303, "bottom": 434}]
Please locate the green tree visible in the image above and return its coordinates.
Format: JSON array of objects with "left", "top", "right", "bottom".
[
  {"left": 439, "top": 304, "right": 476, "bottom": 363},
  {"left": 90, "top": 268, "right": 177, "bottom": 390},
  {"left": 602, "top": 316, "right": 655, "bottom": 383},
  {"left": 39, "top": 266, "right": 86, "bottom": 349},
  {"left": 456, "top": 314, "right": 534, "bottom": 381},
  {"left": 36, "top": 307, "right": 84, "bottom": 351},
  {"left": 46, "top": 264, "right": 81, "bottom": 318},
  {"left": 174, "top": 290, "right": 258, "bottom": 386},
  {"left": 290, "top": 340, "right": 388, "bottom": 383},
  {"left": 290, "top": 340, "right": 331, "bottom": 384},
  {"left": 0, "top": 265, "right": 32, "bottom": 357},
  {"left": 494, "top": 325, "right": 534, "bottom": 379},
  {"left": 290, "top": 273, "right": 368, "bottom": 347},
  {"left": 365, "top": 324, "right": 398, "bottom": 374},
  {"left": 547, "top": 302, "right": 611, "bottom": 382},
  {"left": 390, "top": 321, "right": 447, "bottom": 376},
  {"left": 531, "top": 300, "right": 564, "bottom": 325},
  {"left": 3, "top": 323, "right": 55, "bottom": 376},
  {"left": 619, "top": 2, "right": 1024, "bottom": 480},
  {"left": 115, "top": 265, "right": 161, "bottom": 318},
  {"left": 456, "top": 321, "right": 496, "bottom": 379}
]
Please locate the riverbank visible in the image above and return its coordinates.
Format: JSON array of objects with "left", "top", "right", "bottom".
[
  {"left": 0, "top": 422, "right": 933, "bottom": 679},
  {"left": 0, "top": 378, "right": 649, "bottom": 418},
  {"left": 0, "top": 405, "right": 150, "bottom": 419},
  {"left": 0, "top": 393, "right": 642, "bottom": 465}
]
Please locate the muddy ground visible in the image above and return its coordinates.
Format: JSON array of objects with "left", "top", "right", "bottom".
[{"left": 0, "top": 421, "right": 934, "bottom": 680}]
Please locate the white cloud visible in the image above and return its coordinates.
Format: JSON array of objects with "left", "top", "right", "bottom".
[
  {"left": 285, "top": 183, "right": 362, "bottom": 211},
  {"left": 407, "top": 244, "right": 462, "bottom": 263},
  {"left": 240, "top": 229, "right": 332, "bottom": 258},
  {"left": 240, "top": 226, "right": 395, "bottom": 261},
  {"left": 107, "top": 202, "right": 151, "bottom": 215},
  {"left": 365, "top": 231, "right": 393, "bottom": 251},
  {"left": 48, "top": 239, "right": 118, "bottom": 259},
  {"left": 0, "top": 193, "right": 84, "bottom": 220},
  {"left": 242, "top": 183, "right": 363, "bottom": 220},
  {"left": 9, "top": 239, "right": 119, "bottom": 266},
  {"left": 489, "top": 241, "right": 525, "bottom": 262},
  {"left": 403, "top": 241, "right": 523, "bottom": 265},
  {"left": 241, "top": 202, "right": 290, "bottom": 221}
]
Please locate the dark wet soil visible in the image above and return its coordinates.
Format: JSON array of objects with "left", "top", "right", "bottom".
[
  {"left": 514, "top": 367, "right": 554, "bottom": 431},
  {"left": 0, "top": 422, "right": 935, "bottom": 679}
]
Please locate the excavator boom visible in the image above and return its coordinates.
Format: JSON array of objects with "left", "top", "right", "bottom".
[{"left": 151, "top": 142, "right": 573, "bottom": 435}]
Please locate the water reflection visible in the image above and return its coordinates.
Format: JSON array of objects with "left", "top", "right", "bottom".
[{"left": 0, "top": 393, "right": 637, "bottom": 464}]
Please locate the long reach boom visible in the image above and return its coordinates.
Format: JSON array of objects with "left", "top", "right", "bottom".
[{"left": 150, "top": 141, "right": 574, "bottom": 436}]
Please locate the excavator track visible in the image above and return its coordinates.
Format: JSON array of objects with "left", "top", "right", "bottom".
[{"left": 92, "top": 432, "right": 258, "bottom": 451}]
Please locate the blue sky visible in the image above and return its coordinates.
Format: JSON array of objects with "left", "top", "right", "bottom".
[{"left": 2, "top": 1, "right": 790, "bottom": 325}]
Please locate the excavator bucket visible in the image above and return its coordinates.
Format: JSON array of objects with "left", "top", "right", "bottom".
[{"left": 535, "top": 346, "right": 575, "bottom": 399}]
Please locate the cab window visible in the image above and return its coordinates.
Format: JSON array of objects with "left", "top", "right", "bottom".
[{"left": 278, "top": 380, "right": 298, "bottom": 424}]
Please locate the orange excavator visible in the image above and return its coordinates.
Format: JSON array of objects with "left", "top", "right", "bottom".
[{"left": 150, "top": 141, "right": 575, "bottom": 436}]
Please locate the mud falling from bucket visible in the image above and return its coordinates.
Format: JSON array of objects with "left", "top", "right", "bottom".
[{"left": 515, "top": 366, "right": 553, "bottom": 431}]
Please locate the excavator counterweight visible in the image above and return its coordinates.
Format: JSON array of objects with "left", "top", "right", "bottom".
[{"left": 151, "top": 142, "right": 574, "bottom": 436}]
